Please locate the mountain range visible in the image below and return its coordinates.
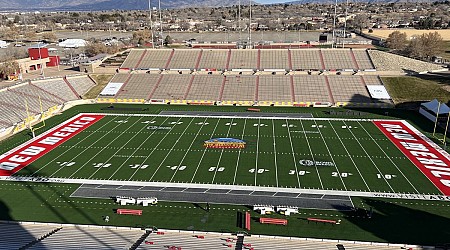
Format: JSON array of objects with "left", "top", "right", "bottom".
[
  {"left": 0, "top": 0, "right": 436, "bottom": 11},
  {"left": 0, "top": 0, "right": 250, "bottom": 11}
]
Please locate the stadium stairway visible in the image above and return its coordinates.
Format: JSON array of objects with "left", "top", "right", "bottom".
[
  {"left": 235, "top": 235, "right": 244, "bottom": 250},
  {"left": 63, "top": 76, "right": 81, "bottom": 99},
  {"left": 19, "top": 227, "right": 63, "bottom": 250},
  {"left": 129, "top": 230, "right": 152, "bottom": 250}
]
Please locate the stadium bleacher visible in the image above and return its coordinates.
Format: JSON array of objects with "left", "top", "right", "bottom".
[
  {"left": 259, "top": 49, "right": 290, "bottom": 70},
  {"left": 292, "top": 75, "right": 331, "bottom": 104},
  {"left": 0, "top": 48, "right": 405, "bottom": 132},
  {"left": 322, "top": 49, "right": 356, "bottom": 70},
  {"left": 0, "top": 223, "right": 60, "bottom": 250},
  {"left": 258, "top": 75, "right": 292, "bottom": 103},
  {"left": 197, "top": 49, "right": 229, "bottom": 70},
  {"left": 328, "top": 75, "right": 371, "bottom": 103},
  {"left": 66, "top": 76, "right": 97, "bottom": 97},
  {"left": 167, "top": 50, "right": 200, "bottom": 69},
  {"left": 151, "top": 74, "right": 192, "bottom": 100},
  {"left": 221, "top": 76, "right": 256, "bottom": 102},
  {"left": 186, "top": 75, "right": 223, "bottom": 101},
  {"left": 290, "top": 49, "right": 324, "bottom": 70},
  {"left": 0, "top": 75, "right": 95, "bottom": 131},
  {"left": 114, "top": 74, "right": 160, "bottom": 99},
  {"left": 228, "top": 49, "right": 259, "bottom": 69},
  {"left": 29, "top": 226, "right": 144, "bottom": 250}
]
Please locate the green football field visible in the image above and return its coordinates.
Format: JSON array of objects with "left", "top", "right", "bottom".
[{"left": 13, "top": 113, "right": 440, "bottom": 196}]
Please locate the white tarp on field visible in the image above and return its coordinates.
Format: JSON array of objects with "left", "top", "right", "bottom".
[
  {"left": 367, "top": 85, "right": 391, "bottom": 100},
  {"left": 100, "top": 82, "right": 123, "bottom": 96}
]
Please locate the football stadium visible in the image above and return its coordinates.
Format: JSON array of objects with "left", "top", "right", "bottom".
[{"left": 0, "top": 48, "right": 449, "bottom": 249}]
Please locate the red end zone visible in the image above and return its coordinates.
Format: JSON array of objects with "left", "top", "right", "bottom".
[
  {"left": 0, "top": 114, "right": 105, "bottom": 176},
  {"left": 373, "top": 120, "right": 450, "bottom": 195}
]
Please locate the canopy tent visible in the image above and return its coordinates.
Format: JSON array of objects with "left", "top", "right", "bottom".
[{"left": 421, "top": 99, "right": 450, "bottom": 115}]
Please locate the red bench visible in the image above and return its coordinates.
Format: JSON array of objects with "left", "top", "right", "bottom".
[
  {"left": 259, "top": 217, "right": 288, "bottom": 225},
  {"left": 307, "top": 218, "right": 340, "bottom": 225},
  {"left": 116, "top": 209, "right": 142, "bottom": 215},
  {"left": 247, "top": 108, "right": 261, "bottom": 112},
  {"left": 245, "top": 212, "right": 251, "bottom": 231}
]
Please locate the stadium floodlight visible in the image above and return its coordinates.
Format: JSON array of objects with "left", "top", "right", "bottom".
[
  {"left": 148, "top": 0, "right": 154, "bottom": 49},
  {"left": 332, "top": 0, "right": 338, "bottom": 48},
  {"left": 158, "top": 0, "right": 163, "bottom": 48}
]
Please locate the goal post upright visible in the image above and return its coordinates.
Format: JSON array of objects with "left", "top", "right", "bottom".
[{"left": 31, "top": 95, "right": 46, "bottom": 138}]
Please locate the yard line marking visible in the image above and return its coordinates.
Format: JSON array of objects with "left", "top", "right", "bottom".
[
  {"left": 169, "top": 117, "right": 209, "bottom": 182},
  {"left": 127, "top": 117, "right": 181, "bottom": 181},
  {"left": 190, "top": 118, "right": 221, "bottom": 183},
  {"left": 342, "top": 121, "right": 395, "bottom": 192},
  {"left": 312, "top": 119, "right": 348, "bottom": 191},
  {"left": 271, "top": 119, "right": 279, "bottom": 187},
  {"left": 89, "top": 117, "right": 153, "bottom": 180},
  {"left": 233, "top": 118, "right": 247, "bottom": 185},
  {"left": 107, "top": 116, "right": 163, "bottom": 180},
  {"left": 255, "top": 118, "right": 261, "bottom": 186},
  {"left": 286, "top": 119, "right": 301, "bottom": 188},
  {"left": 212, "top": 118, "right": 234, "bottom": 184},
  {"left": 299, "top": 119, "right": 324, "bottom": 189},
  {"left": 358, "top": 121, "right": 420, "bottom": 194},
  {"left": 65, "top": 116, "right": 145, "bottom": 179},
  {"left": 41, "top": 117, "right": 126, "bottom": 177},
  {"left": 327, "top": 121, "right": 371, "bottom": 192},
  {"left": 149, "top": 117, "right": 196, "bottom": 181},
  {"left": 29, "top": 116, "right": 118, "bottom": 176}
]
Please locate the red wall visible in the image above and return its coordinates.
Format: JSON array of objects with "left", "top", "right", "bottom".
[
  {"left": 28, "top": 48, "right": 49, "bottom": 60},
  {"left": 46, "top": 55, "right": 60, "bottom": 67}
]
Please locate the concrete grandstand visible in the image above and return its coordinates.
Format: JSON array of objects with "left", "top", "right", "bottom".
[
  {"left": 99, "top": 48, "right": 444, "bottom": 108},
  {"left": 0, "top": 75, "right": 95, "bottom": 132}
]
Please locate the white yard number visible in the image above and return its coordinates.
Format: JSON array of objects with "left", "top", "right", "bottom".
[
  {"left": 289, "top": 170, "right": 308, "bottom": 175},
  {"left": 93, "top": 163, "right": 111, "bottom": 168},
  {"left": 377, "top": 174, "right": 396, "bottom": 179},
  {"left": 130, "top": 164, "right": 148, "bottom": 169},
  {"left": 249, "top": 168, "right": 268, "bottom": 174},
  {"left": 332, "top": 172, "right": 351, "bottom": 177},
  {"left": 167, "top": 165, "right": 186, "bottom": 171},
  {"left": 209, "top": 167, "right": 225, "bottom": 172}
]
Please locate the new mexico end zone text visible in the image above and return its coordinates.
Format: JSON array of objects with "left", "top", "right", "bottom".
[
  {"left": 0, "top": 113, "right": 449, "bottom": 198},
  {"left": 0, "top": 114, "right": 105, "bottom": 176},
  {"left": 374, "top": 120, "right": 450, "bottom": 196}
]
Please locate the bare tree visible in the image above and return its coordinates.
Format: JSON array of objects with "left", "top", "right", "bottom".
[
  {"left": 352, "top": 14, "right": 369, "bottom": 33},
  {"left": 42, "top": 32, "right": 57, "bottom": 42},
  {"left": 386, "top": 31, "right": 407, "bottom": 50},
  {"left": 405, "top": 32, "right": 444, "bottom": 60},
  {"left": 0, "top": 61, "right": 20, "bottom": 80}
]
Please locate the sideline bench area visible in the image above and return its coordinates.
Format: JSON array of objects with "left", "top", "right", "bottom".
[
  {"left": 259, "top": 218, "right": 288, "bottom": 226},
  {"left": 116, "top": 209, "right": 143, "bottom": 215}
]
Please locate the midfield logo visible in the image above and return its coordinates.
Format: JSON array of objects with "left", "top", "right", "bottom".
[{"left": 299, "top": 159, "right": 334, "bottom": 167}]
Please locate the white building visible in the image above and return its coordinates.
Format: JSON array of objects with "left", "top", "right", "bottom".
[
  {"left": 0, "top": 40, "right": 9, "bottom": 48},
  {"left": 58, "top": 39, "right": 87, "bottom": 48}
]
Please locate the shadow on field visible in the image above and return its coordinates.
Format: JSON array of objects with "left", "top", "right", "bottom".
[
  {"left": 12, "top": 167, "right": 136, "bottom": 246},
  {"left": 338, "top": 198, "right": 450, "bottom": 246},
  {"left": 0, "top": 199, "right": 49, "bottom": 249}
]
